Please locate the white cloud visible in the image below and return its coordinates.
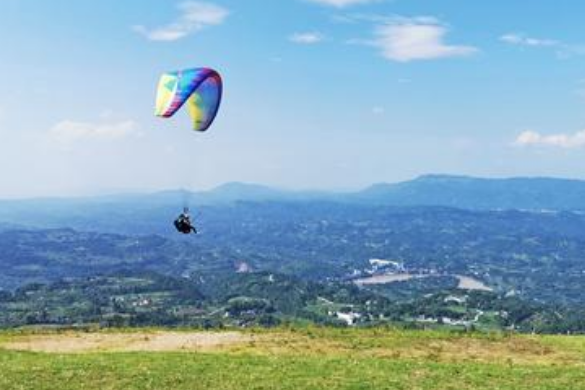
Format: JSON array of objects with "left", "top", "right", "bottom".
[
  {"left": 289, "top": 31, "right": 325, "bottom": 44},
  {"left": 514, "top": 130, "right": 585, "bottom": 149},
  {"left": 306, "top": 0, "right": 377, "bottom": 7},
  {"left": 49, "top": 119, "right": 141, "bottom": 146},
  {"left": 500, "top": 33, "right": 585, "bottom": 58},
  {"left": 133, "top": 1, "right": 228, "bottom": 42},
  {"left": 500, "top": 33, "right": 558, "bottom": 48},
  {"left": 372, "top": 18, "right": 478, "bottom": 62}
]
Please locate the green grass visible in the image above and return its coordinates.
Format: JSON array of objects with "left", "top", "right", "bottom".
[{"left": 0, "top": 327, "right": 584, "bottom": 390}]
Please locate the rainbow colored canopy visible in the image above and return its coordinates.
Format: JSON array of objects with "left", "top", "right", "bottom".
[{"left": 155, "top": 68, "right": 222, "bottom": 132}]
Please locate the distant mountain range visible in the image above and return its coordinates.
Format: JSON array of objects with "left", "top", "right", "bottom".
[
  {"left": 4, "top": 174, "right": 585, "bottom": 218},
  {"left": 4, "top": 174, "right": 585, "bottom": 237},
  {"left": 164, "top": 175, "right": 585, "bottom": 210},
  {"left": 353, "top": 175, "right": 585, "bottom": 210},
  {"left": 3, "top": 174, "right": 585, "bottom": 325}
]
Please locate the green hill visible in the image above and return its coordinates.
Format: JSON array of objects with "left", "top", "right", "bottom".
[{"left": 2, "top": 272, "right": 584, "bottom": 333}]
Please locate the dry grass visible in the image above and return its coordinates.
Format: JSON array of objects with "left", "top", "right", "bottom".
[
  {"left": 1, "top": 331, "right": 254, "bottom": 353},
  {"left": 2, "top": 328, "right": 583, "bottom": 367},
  {"left": 233, "top": 328, "right": 585, "bottom": 366},
  {"left": 1, "top": 328, "right": 585, "bottom": 390}
]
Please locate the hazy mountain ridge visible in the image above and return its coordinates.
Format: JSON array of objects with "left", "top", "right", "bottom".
[
  {"left": 3, "top": 175, "right": 585, "bottom": 331},
  {"left": 354, "top": 175, "right": 585, "bottom": 210},
  {"left": 4, "top": 175, "right": 585, "bottom": 224}
]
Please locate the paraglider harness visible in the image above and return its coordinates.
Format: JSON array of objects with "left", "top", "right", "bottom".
[{"left": 173, "top": 208, "right": 198, "bottom": 235}]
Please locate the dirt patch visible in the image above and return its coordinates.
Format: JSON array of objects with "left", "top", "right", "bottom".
[
  {"left": 354, "top": 273, "right": 417, "bottom": 286},
  {"left": 455, "top": 275, "right": 493, "bottom": 292},
  {"left": 1, "top": 331, "right": 256, "bottom": 353}
]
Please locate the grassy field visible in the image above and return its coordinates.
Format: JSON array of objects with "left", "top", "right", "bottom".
[{"left": 0, "top": 327, "right": 584, "bottom": 390}]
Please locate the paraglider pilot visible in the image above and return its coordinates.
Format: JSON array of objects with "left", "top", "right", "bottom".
[{"left": 174, "top": 208, "right": 197, "bottom": 234}]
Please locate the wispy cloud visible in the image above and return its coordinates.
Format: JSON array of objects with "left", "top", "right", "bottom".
[
  {"left": 500, "top": 33, "right": 558, "bottom": 48},
  {"left": 501, "top": 33, "right": 585, "bottom": 58},
  {"left": 371, "top": 17, "right": 478, "bottom": 62},
  {"left": 289, "top": 31, "right": 325, "bottom": 44},
  {"left": 514, "top": 130, "right": 585, "bottom": 149},
  {"left": 49, "top": 119, "right": 141, "bottom": 146},
  {"left": 306, "top": 0, "right": 378, "bottom": 8},
  {"left": 133, "top": 1, "right": 228, "bottom": 42}
]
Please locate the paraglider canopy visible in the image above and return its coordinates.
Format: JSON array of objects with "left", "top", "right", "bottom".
[{"left": 155, "top": 67, "right": 222, "bottom": 131}]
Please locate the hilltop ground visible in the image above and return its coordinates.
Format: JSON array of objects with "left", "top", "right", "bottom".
[{"left": 1, "top": 327, "right": 584, "bottom": 390}]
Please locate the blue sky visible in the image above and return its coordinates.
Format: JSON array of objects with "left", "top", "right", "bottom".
[{"left": 2, "top": 0, "right": 585, "bottom": 197}]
